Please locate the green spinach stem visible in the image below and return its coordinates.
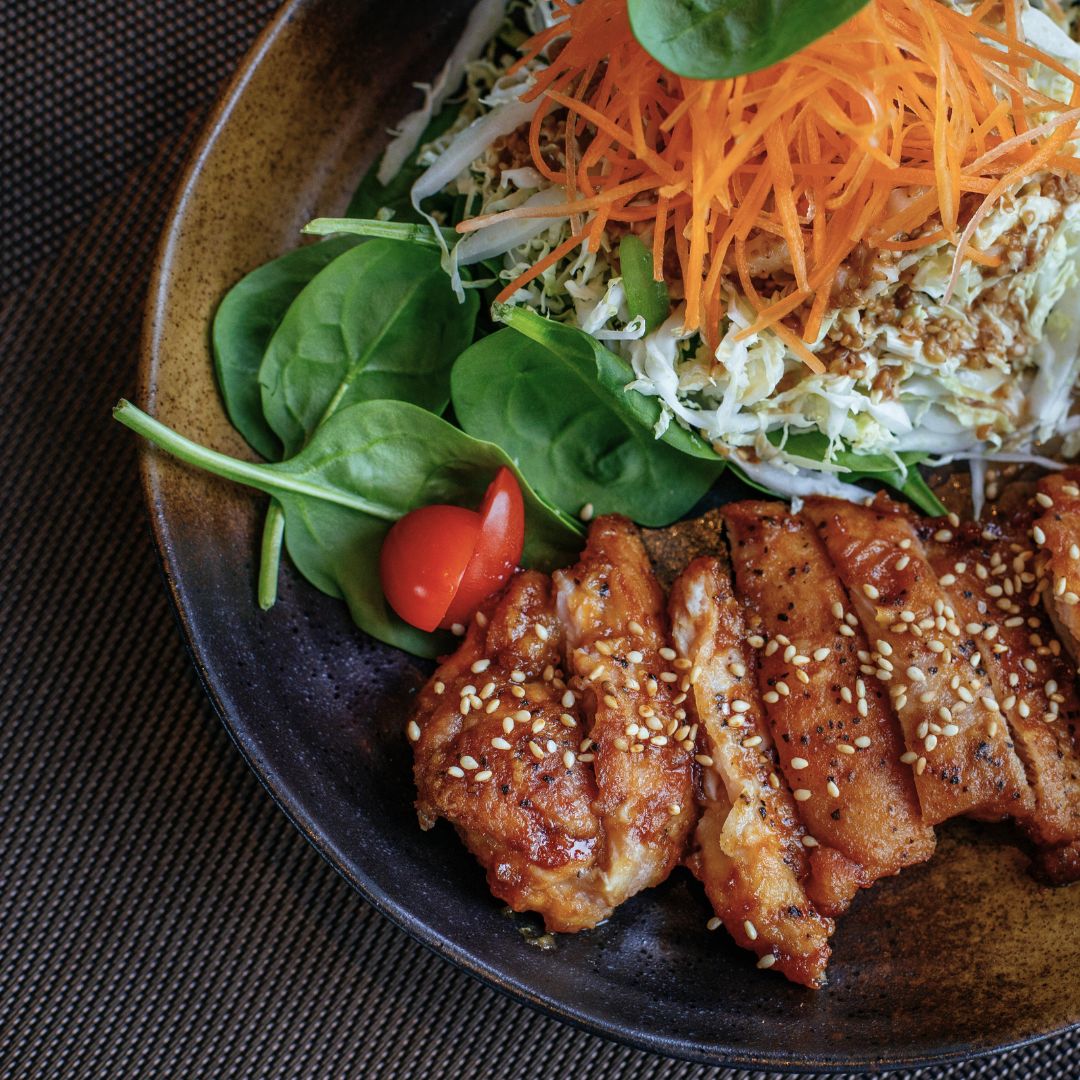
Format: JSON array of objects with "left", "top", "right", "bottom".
[
  {"left": 113, "top": 400, "right": 399, "bottom": 521},
  {"left": 258, "top": 503, "right": 285, "bottom": 610}
]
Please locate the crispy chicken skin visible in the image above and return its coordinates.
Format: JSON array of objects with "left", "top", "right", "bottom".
[
  {"left": 411, "top": 571, "right": 609, "bottom": 932},
  {"left": 670, "top": 557, "right": 833, "bottom": 988},
  {"left": 553, "top": 516, "right": 696, "bottom": 907},
  {"left": 922, "top": 516, "right": 1080, "bottom": 883},
  {"left": 723, "top": 503, "right": 935, "bottom": 916},
  {"left": 804, "top": 495, "right": 1034, "bottom": 826}
]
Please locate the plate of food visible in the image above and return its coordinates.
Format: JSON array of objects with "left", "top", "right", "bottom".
[{"left": 123, "top": 0, "right": 1080, "bottom": 1069}]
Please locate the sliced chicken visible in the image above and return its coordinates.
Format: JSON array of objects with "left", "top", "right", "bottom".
[
  {"left": 723, "top": 502, "right": 936, "bottom": 916},
  {"left": 553, "top": 516, "right": 696, "bottom": 908},
  {"left": 1033, "top": 470, "right": 1080, "bottom": 660},
  {"left": 922, "top": 516, "right": 1080, "bottom": 882},
  {"left": 804, "top": 494, "right": 1034, "bottom": 825},
  {"left": 411, "top": 571, "right": 608, "bottom": 931},
  {"left": 669, "top": 556, "right": 833, "bottom": 988}
]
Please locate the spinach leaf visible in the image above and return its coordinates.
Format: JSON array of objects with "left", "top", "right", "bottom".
[
  {"left": 254, "top": 238, "right": 478, "bottom": 610},
  {"left": 452, "top": 319, "right": 723, "bottom": 527},
  {"left": 259, "top": 239, "right": 478, "bottom": 458},
  {"left": 619, "top": 234, "right": 669, "bottom": 332},
  {"left": 627, "top": 0, "right": 871, "bottom": 80},
  {"left": 761, "top": 430, "right": 948, "bottom": 514},
  {"left": 114, "top": 399, "right": 583, "bottom": 658},
  {"left": 497, "top": 305, "right": 722, "bottom": 462},
  {"left": 211, "top": 236, "right": 360, "bottom": 461},
  {"left": 346, "top": 102, "right": 462, "bottom": 222}
]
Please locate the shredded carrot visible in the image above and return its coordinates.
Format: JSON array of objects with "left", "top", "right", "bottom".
[{"left": 458, "top": 0, "right": 1080, "bottom": 367}]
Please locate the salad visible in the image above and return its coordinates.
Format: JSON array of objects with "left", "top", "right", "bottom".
[{"left": 117, "top": 0, "right": 1080, "bottom": 656}]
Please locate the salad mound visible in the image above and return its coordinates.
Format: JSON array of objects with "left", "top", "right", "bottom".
[{"left": 402, "top": 0, "right": 1080, "bottom": 509}]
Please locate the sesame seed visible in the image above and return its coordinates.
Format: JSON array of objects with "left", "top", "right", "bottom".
[
  {"left": 943, "top": 724, "right": 959, "bottom": 736},
  {"left": 857, "top": 698, "right": 869, "bottom": 717},
  {"left": 491, "top": 737, "right": 512, "bottom": 751},
  {"left": 1036, "top": 492, "right": 1054, "bottom": 509},
  {"left": 579, "top": 502, "right": 595, "bottom": 521},
  {"left": 783, "top": 644, "right": 796, "bottom": 663},
  {"left": 776, "top": 681, "right": 790, "bottom": 697},
  {"left": 764, "top": 640, "right": 779, "bottom": 657},
  {"left": 827, "top": 780, "right": 840, "bottom": 798},
  {"left": 706, "top": 916, "right": 722, "bottom": 931},
  {"left": 535, "top": 624, "right": 549, "bottom": 642},
  {"left": 562, "top": 750, "right": 576, "bottom": 769},
  {"left": 731, "top": 699, "right": 751, "bottom": 713},
  {"left": 1032, "top": 525, "right": 1047, "bottom": 545},
  {"left": 433, "top": 681, "right": 445, "bottom": 695},
  {"left": 875, "top": 640, "right": 892, "bottom": 657},
  {"left": 531, "top": 718, "right": 546, "bottom": 734},
  {"left": 742, "top": 919, "right": 759, "bottom": 941},
  {"left": 939, "top": 574, "right": 956, "bottom": 587},
  {"left": 628, "top": 621, "right": 645, "bottom": 638},
  {"left": 957, "top": 686, "right": 974, "bottom": 704},
  {"left": 831, "top": 601, "right": 845, "bottom": 619},
  {"left": 793, "top": 788, "right": 812, "bottom": 802},
  {"left": 854, "top": 735, "right": 872, "bottom": 749},
  {"left": 924, "top": 734, "right": 938, "bottom": 751},
  {"left": 790, "top": 756, "right": 809, "bottom": 770},
  {"left": 757, "top": 954, "right": 777, "bottom": 969},
  {"left": 470, "top": 659, "right": 490, "bottom": 674},
  {"left": 839, "top": 625, "right": 855, "bottom": 637},
  {"left": 476, "top": 769, "right": 494, "bottom": 782},
  {"left": 894, "top": 694, "right": 908, "bottom": 710},
  {"left": 659, "top": 671, "right": 678, "bottom": 683},
  {"left": 900, "top": 751, "right": 918, "bottom": 764},
  {"left": 485, "top": 699, "right": 500, "bottom": 714},
  {"left": 603, "top": 694, "right": 619, "bottom": 709},
  {"left": 447, "top": 766, "right": 465, "bottom": 778},
  {"left": 748, "top": 635, "right": 765, "bottom": 649},
  {"left": 450, "top": 623, "right": 466, "bottom": 637},
  {"left": 659, "top": 647, "right": 677, "bottom": 661},
  {"left": 763, "top": 691, "right": 780, "bottom": 704},
  {"left": 802, "top": 835, "right": 819, "bottom": 847},
  {"left": 513, "top": 710, "right": 531, "bottom": 723},
  {"left": 510, "top": 685, "right": 526, "bottom": 699},
  {"left": 511, "top": 670, "right": 526, "bottom": 683},
  {"left": 895, "top": 555, "right": 911, "bottom": 571},
  {"left": 916, "top": 756, "right": 927, "bottom": 775},
  {"left": 627, "top": 650, "right": 644, "bottom": 664},
  {"left": 1066, "top": 592, "right": 1080, "bottom": 606},
  {"left": 695, "top": 754, "right": 714, "bottom": 767},
  {"left": 502, "top": 717, "right": 515, "bottom": 734},
  {"left": 528, "top": 741, "right": 545, "bottom": 760},
  {"left": 1064, "top": 484, "right": 1080, "bottom": 497},
  {"left": 475, "top": 611, "right": 488, "bottom": 628},
  {"left": 906, "top": 666, "right": 926, "bottom": 683},
  {"left": 934, "top": 529, "right": 954, "bottom": 543},
  {"left": 562, "top": 691, "right": 576, "bottom": 709},
  {"left": 742, "top": 735, "right": 763, "bottom": 748},
  {"left": 863, "top": 583, "right": 881, "bottom": 600},
  {"left": 1018, "top": 700, "right": 1031, "bottom": 718}
]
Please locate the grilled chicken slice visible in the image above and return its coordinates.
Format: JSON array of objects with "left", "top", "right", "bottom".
[
  {"left": 411, "top": 571, "right": 610, "bottom": 932},
  {"left": 805, "top": 495, "right": 1034, "bottom": 825},
  {"left": 723, "top": 503, "right": 936, "bottom": 916},
  {"left": 554, "top": 516, "right": 696, "bottom": 907},
  {"left": 670, "top": 557, "right": 833, "bottom": 988},
  {"left": 1033, "top": 471, "right": 1080, "bottom": 660},
  {"left": 923, "top": 517, "right": 1080, "bottom": 883}
]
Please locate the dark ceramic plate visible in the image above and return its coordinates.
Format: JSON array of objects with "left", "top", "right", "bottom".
[{"left": 139, "top": 0, "right": 1080, "bottom": 1069}]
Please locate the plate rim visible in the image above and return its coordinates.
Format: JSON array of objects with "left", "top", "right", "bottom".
[{"left": 136, "top": 0, "right": 1079, "bottom": 1070}]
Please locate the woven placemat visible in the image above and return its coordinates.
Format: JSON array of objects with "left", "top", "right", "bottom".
[{"left": 1, "top": 2, "right": 1077, "bottom": 1077}]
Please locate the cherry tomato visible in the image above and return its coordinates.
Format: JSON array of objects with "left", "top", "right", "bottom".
[
  {"left": 380, "top": 506, "right": 481, "bottom": 632},
  {"left": 440, "top": 467, "right": 525, "bottom": 628},
  {"left": 379, "top": 468, "right": 526, "bottom": 633}
]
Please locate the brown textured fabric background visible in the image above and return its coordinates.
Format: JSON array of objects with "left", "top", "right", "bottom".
[{"left": 1, "top": 2, "right": 1078, "bottom": 1076}]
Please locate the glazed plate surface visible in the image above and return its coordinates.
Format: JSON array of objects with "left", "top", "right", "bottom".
[{"left": 139, "top": 0, "right": 1080, "bottom": 1068}]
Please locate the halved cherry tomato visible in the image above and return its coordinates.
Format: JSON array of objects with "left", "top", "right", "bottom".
[
  {"left": 380, "top": 506, "right": 481, "bottom": 633},
  {"left": 441, "top": 467, "right": 525, "bottom": 628},
  {"left": 379, "top": 468, "right": 525, "bottom": 633}
]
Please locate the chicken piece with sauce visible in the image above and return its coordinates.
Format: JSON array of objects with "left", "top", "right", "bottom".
[
  {"left": 804, "top": 494, "right": 1034, "bottom": 826},
  {"left": 669, "top": 556, "right": 833, "bottom": 988},
  {"left": 553, "top": 515, "right": 696, "bottom": 908},
  {"left": 723, "top": 502, "right": 935, "bottom": 916},
  {"left": 411, "top": 517, "right": 694, "bottom": 933}
]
